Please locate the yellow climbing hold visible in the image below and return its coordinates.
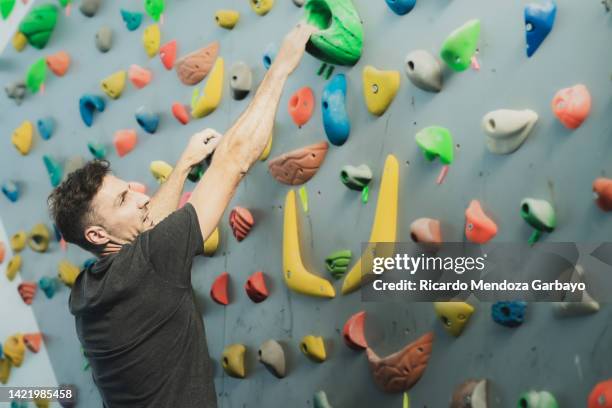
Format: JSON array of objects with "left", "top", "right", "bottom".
[
  {"left": 6, "top": 254, "right": 22, "bottom": 281},
  {"left": 191, "top": 57, "right": 224, "bottom": 119},
  {"left": 434, "top": 302, "right": 475, "bottom": 337},
  {"left": 150, "top": 160, "right": 173, "bottom": 183},
  {"left": 342, "top": 155, "right": 399, "bottom": 295},
  {"left": 259, "top": 127, "right": 274, "bottom": 161},
  {"left": 283, "top": 190, "right": 335, "bottom": 298},
  {"left": 34, "top": 398, "right": 50, "bottom": 408},
  {"left": 203, "top": 227, "right": 220, "bottom": 256},
  {"left": 4, "top": 334, "right": 25, "bottom": 367},
  {"left": 249, "top": 0, "right": 274, "bottom": 16},
  {"left": 100, "top": 70, "right": 127, "bottom": 100},
  {"left": 28, "top": 223, "right": 50, "bottom": 253},
  {"left": 0, "top": 357, "right": 10, "bottom": 384},
  {"left": 300, "top": 335, "right": 326, "bottom": 362},
  {"left": 222, "top": 344, "right": 246, "bottom": 378},
  {"left": 362, "top": 65, "right": 401, "bottom": 116},
  {"left": 58, "top": 259, "right": 80, "bottom": 287},
  {"left": 10, "top": 230, "right": 27, "bottom": 252},
  {"left": 12, "top": 31, "right": 27, "bottom": 52},
  {"left": 11, "top": 121, "right": 33, "bottom": 156},
  {"left": 142, "top": 24, "right": 161, "bottom": 57},
  {"left": 215, "top": 10, "right": 240, "bottom": 29}
]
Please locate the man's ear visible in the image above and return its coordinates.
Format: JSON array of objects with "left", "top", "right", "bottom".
[{"left": 84, "top": 225, "right": 111, "bottom": 247}]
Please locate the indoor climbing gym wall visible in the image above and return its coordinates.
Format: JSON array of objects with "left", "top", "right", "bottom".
[{"left": 1, "top": 0, "right": 612, "bottom": 406}]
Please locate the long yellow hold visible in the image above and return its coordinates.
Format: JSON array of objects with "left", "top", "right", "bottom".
[
  {"left": 203, "top": 227, "right": 220, "bottom": 256},
  {"left": 259, "top": 126, "right": 273, "bottom": 161},
  {"left": 11, "top": 121, "right": 33, "bottom": 155},
  {"left": 191, "top": 57, "right": 224, "bottom": 119},
  {"left": 342, "top": 154, "right": 399, "bottom": 295},
  {"left": 142, "top": 24, "right": 161, "bottom": 57},
  {"left": 283, "top": 190, "right": 335, "bottom": 298}
]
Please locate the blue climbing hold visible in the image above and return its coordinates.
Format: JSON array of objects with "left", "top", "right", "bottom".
[
  {"left": 83, "top": 257, "right": 97, "bottom": 269},
  {"left": 120, "top": 9, "right": 143, "bottom": 31},
  {"left": 385, "top": 0, "right": 416, "bottom": 15},
  {"left": 43, "top": 155, "right": 63, "bottom": 187},
  {"left": 525, "top": 1, "right": 556, "bottom": 58},
  {"left": 322, "top": 73, "right": 351, "bottom": 146},
  {"left": 79, "top": 94, "right": 106, "bottom": 127},
  {"left": 37, "top": 117, "right": 55, "bottom": 140},
  {"left": 87, "top": 141, "right": 107, "bottom": 159},
  {"left": 39, "top": 276, "right": 57, "bottom": 299},
  {"left": 263, "top": 43, "right": 277, "bottom": 70},
  {"left": 0, "top": 343, "right": 3, "bottom": 359},
  {"left": 135, "top": 106, "right": 160, "bottom": 134},
  {"left": 1, "top": 181, "right": 19, "bottom": 202},
  {"left": 492, "top": 301, "right": 527, "bottom": 327},
  {"left": 52, "top": 223, "right": 62, "bottom": 241}
]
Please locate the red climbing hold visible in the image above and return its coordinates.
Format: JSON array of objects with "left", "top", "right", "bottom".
[
  {"left": 114, "top": 129, "right": 138, "bottom": 157},
  {"left": 465, "top": 200, "right": 498, "bottom": 244},
  {"left": 159, "top": 40, "right": 177, "bottom": 70},
  {"left": 172, "top": 102, "right": 190, "bottom": 125},
  {"left": 23, "top": 333, "right": 42, "bottom": 353},
  {"left": 18, "top": 281, "right": 37, "bottom": 305},
  {"left": 0, "top": 242, "right": 5, "bottom": 264},
  {"left": 588, "top": 379, "right": 612, "bottom": 408},
  {"left": 211, "top": 272, "right": 230, "bottom": 305},
  {"left": 343, "top": 311, "right": 368, "bottom": 350},
  {"left": 128, "top": 64, "right": 153, "bottom": 89},
  {"left": 593, "top": 178, "right": 612, "bottom": 212},
  {"left": 229, "top": 207, "right": 254, "bottom": 242},
  {"left": 288, "top": 86, "right": 315, "bottom": 128},
  {"left": 245, "top": 271, "right": 269, "bottom": 303}
]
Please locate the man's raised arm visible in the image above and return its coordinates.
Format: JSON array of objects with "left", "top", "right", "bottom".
[{"left": 188, "top": 23, "right": 317, "bottom": 241}]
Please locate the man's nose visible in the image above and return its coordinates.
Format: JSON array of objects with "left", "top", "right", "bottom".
[{"left": 136, "top": 193, "right": 150, "bottom": 209}]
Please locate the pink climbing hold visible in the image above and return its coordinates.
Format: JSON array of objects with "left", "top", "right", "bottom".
[
  {"left": 179, "top": 191, "right": 192, "bottom": 208},
  {"left": 128, "top": 64, "right": 153, "bottom": 89},
  {"left": 114, "top": 129, "right": 138, "bottom": 157},
  {"left": 159, "top": 40, "right": 177, "bottom": 70},
  {"left": 18, "top": 281, "right": 37, "bottom": 305},
  {"left": 172, "top": 102, "right": 190, "bottom": 125},
  {"left": 229, "top": 206, "right": 254, "bottom": 242}
]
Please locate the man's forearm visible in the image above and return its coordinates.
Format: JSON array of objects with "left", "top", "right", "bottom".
[{"left": 147, "top": 161, "right": 190, "bottom": 224}]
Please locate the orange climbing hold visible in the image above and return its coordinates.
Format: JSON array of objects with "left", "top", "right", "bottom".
[
  {"left": 159, "top": 40, "right": 177, "bottom": 70},
  {"left": 114, "top": 129, "right": 138, "bottom": 157},
  {"left": 288, "top": 86, "right": 315, "bottom": 127},
  {"left": 229, "top": 207, "right": 254, "bottom": 242},
  {"left": 593, "top": 178, "right": 612, "bottom": 212},
  {"left": 343, "top": 311, "right": 368, "bottom": 350},
  {"left": 172, "top": 102, "right": 190, "bottom": 125},
  {"left": 245, "top": 271, "right": 269, "bottom": 303},
  {"left": 46, "top": 51, "right": 70, "bottom": 76},
  {"left": 551, "top": 84, "right": 591, "bottom": 129},
  {"left": 465, "top": 200, "right": 498, "bottom": 244},
  {"left": 589, "top": 379, "right": 612, "bottom": 408},
  {"left": 18, "top": 282, "right": 37, "bottom": 305},
  {"left": 23, "top": 333, "right": 42, "bottom": 353},
  {"left": 211, "top": 271, "right": 230, "bottom": 305},
  {"left": 0, "top": 242, "right": 5, "bottom": 264},
  {"left": 128, "top": 64, "right": 152, "bottom": 89}
]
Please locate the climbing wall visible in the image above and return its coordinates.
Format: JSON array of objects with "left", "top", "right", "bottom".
[{"left": 1, "top": 0, "right": 612, "bottom": 406}]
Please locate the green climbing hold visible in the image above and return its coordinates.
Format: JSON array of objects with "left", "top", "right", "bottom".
[
  {"left": 415, "top": 126, "right": 454, "bottom": 164},
  {"left": 87, "top": 141, "right": 107, "bottom": 159},
  {"left": 304, "top": 0, "right": 364, "bottom": 66},
  {"left": 299, "top": 186, "right": 309, "bottom": 213},
  {"left": 43, "top": 155, "right": 63, "bottom": 187},
  {"left": 19, "top": 4, "right": 59, "bottom": 49},
  {"left": 25, "top": 58, "right": 47, "bottom": 94},
  {"left": 57, "top": 0, "right": 71, "bottom": 7},
  {"left": 517, "top": 390, "right": 559, "bottom": 408},
  {"left": 520, "top": 198, "right": 556, "bottom": 244},
  {"left": 187, "top": 162, "right": 205, "bottom": 183},
  {"left": 314, "top": 391, "right": 333, "bottom": 408},
  {"left": 325, "top": 249, "right": 352, "bottom": 279},
  {"left": 340, "top": 164, "right": 372, "bottom": 191},
  {"left": 440, "top": 19, "right": 480, "bottom": 72},
  {"left": 144, "top": 0, "right": 164, "bottom": 21},
  {"left": 0, "top": 0, "right": 16, "bottom": 20}
]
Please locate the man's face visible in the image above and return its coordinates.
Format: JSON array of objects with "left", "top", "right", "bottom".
[{"left": 88, "top": 174, "right": 153, "bottom": 245}]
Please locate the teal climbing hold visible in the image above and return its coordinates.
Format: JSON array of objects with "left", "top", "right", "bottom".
[
  {"left": 79, "top": 94, "right": 106, "bottom": 127},
  {"left": 135, "top": 106, "right": 160, "bottom": 134},
  {"left": 19, "top": 4, "right": 59, "bottom": 49},
  {"left": 322, "top": 73, "right": 350, "bottom": 146},
  {"left": 144, "top": 0, "right": 164, "bottom": 21},
  {"left": 263, "top": 43, "right": 277, "bottom": 70},
  {"left": 520, "top": 198, "right": 556, "bottom": 244},
  {"left": 121, "top": 9, "right": 143, "bottom": 31},
  {"left": 325, "top": 250, "right": 352, "bottom": 279},
  {"left": 37, "top": 117, "right": 55, "bottom": 140},
  {"left": 39, "top": 276, "right": 58, "bottom": 299},
  {"left": 87, "top": 141, "right": 107, "bottom": 159},
  {"left": 43, "top": 155, "right": 63, "bottom": 187},
  {"left": 385, "top": 0, "right": 416, "bottom": 16},
  {"left": 415, "top": 126, "right": 454, "bottom": 164},
  {"left": 304, "top": 0, "right": 364, "bottom": 66},
  {"left": 314, "top": 391, "right": 333, "bottom": 408},
  {"left": 2, "top": 181, "right": 19, "bottom": 202},
  {"left": 440, "top": 19, "right": 481, "bottom": 72},
  {"left": 25, "top": 58, "right": 47, "bottom": 93}
]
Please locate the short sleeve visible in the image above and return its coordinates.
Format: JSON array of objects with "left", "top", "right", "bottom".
[{"left": 141, "top": 203, "right": 204, "bottom": 287}]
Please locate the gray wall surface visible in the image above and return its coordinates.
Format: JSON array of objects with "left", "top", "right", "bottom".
[{"left": 1, "top": 0, "right": 612, "bottom": 406}]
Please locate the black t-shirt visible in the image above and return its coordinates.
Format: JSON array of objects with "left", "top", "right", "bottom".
[{"left": 69, "top": 203, "right": 217, "bottom": 408}]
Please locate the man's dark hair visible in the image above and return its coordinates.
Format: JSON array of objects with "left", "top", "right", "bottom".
[{"left": 48, "top": 160, "right": 111, "bottom": 252}]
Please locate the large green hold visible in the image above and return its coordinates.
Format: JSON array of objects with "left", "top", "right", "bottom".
[
  {"left": 144, "top": 0, "right": 164, "bottom": 21},
  {"left": 0, "top": 0, "right": 16, "bottom": 20},
  {"left": 415, "top": 126, "right": 454, "bottom": 164},
  {"left": 520, "top": 198, "right": 556, "bottom": 232},
  {"left": 440, "top": 19, "right": 480, "bottom": 72},
  {"left": 304, "top": 0, "right": 363, "bottom": 66},
  {"left": 25, "top": 58, "right": 47, "bottom": 93},
  {"left": 19, "top": 4, "right": 59, "bottom": 49}
]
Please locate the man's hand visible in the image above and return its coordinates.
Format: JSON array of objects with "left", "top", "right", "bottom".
[
  {"left": 274, "top": 23, "right": 318, "bottom": 76},
  {"left": 179, "top": 129, "right": 222, "bottom": 168}
]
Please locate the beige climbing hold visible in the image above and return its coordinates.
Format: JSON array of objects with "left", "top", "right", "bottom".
[
  {"left": 12, "top": 121, "right": 34, "bottom": 156},
  {"left": 482, "top": 109, "right": 538, "bottom": 155},
  {"left": 6, "top": 254, "right": 22, "bottom": 281},
  {"left": 203, "top": 227, "right": 220, "bottom": 256},
  {"left": 58, "top": 259, "right": 80, "bottom": 287},
  {"left": 451, "top": 379, "right": 488, "bottom": 408},
  {"left": 12, "top": 31, "right": 27, "bottom": 52},
  {"left": 268, "top": 141, "right": 329, "bottom": 185},
  {"left": 4, "top": 334, "right": 25, "bottom": 367},
  {"left": 176, "top": 41, "right": 220, "bottom": 86},
  {"left": 553, "top": 265, "right": 600, "bottom": 317},
  {"left": 142, "top": 24, "right": 161, "bottom": 57},
  {"left": 362, "top": 65, "right": 401, "bottom": 116},
  {"left": 258, "top": 339, "right": 286, "bottom": 378},
  {"left": 100, "top": 70, "right": 127, "bottom": 100},
  {"left": 434, "top": 302, "right": 474, "bottom": 337},
  {"left": 150, "top": 160, "right": 173, "bottom": 183},
  {"left": 222, "top": 344, "right": 246, "bottom": 378},
  {"left": 28, "top": 223, "right": 50, "bottom": 253},
  {"left": 410, "top": 218, "right": 442, "bottom": 246},
  {"left": 10, "top": 230, "right": 27, "bottom": 252},
  {"left": 215, "top": 10, "right": 240, "bottom": 29},
  {"left": 300, "top": 335, "right": 327, "bottom": 362}
]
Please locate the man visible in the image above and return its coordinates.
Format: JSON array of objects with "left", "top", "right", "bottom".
[{"left": 47, "top": 23, "right": 317, "bottom": 407}]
